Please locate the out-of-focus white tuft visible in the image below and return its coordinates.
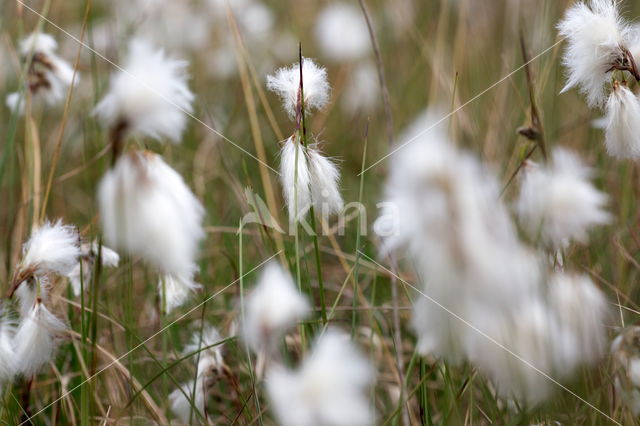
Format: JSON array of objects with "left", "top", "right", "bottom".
[
  {"left": 557, "top": 0, "right": 631, "bottom": 107},
  {"left": 375, "top": 106, "right": 612, "bottom": 404},
  {"left": 314, "top": 3, "right": 371, "bottom": 62},
  {"left": 547, "top": 272, "right": 609, "bottom": 367},
  {"left": 14, "top": 301, "right": 67, "bottom": 377},
  {"left": 170, "top": 323, "right": 227, "bottom": 423},
  {"left": 308, "top": 145, "right": 344, "bottom": 217},
  {"left": 183, "top": 324, "right": 225, "bottom": 375},
  {"left": 98, "top": 150, "right": 204, "bottom": 306},
  {"left": 280, "top": 136, "right": 312, "bottom": 221},
  {"left": 342, "top": 61, "right": 380, "bottom": 114},
  {"left": 242, "top": 261, "right": 309, "bottom": 353},
  {"left": 266, "top": 329, "right": 375, "bottom": 426},
  {"left": 169, "top": 379, "right": 207, "bottom": 424},
  {"left": 98, "top": 150, "right": 204, "bottom": 277},
  {"left": 158, "top": 273, "right": 202, "bottom": 314},
  {"left": 604, "top": 82, "right": 640, "bottom": 159},
  {"left": 515, "top": 148, "right": 610, "bottom": 249},
  {"left": 94, "top": 38, "right": 194, "bottom": 142},
  {"left": 0, "top": 316, "right": 16, "bottom": 381},
  {"left": 19, "top": 220, "right": 81, "bottom": 278},
  {"left": 612, "top": 327, "right": 640, "bottom": 416},
  {"left": 67, "top": 242, "right": 119, "bottom": 297},
  {"left": 267, "top": 58, "right": 330, "bottom": 119},
  {"left": 6, "top": 32, "right": 78, "bottom": 115}
]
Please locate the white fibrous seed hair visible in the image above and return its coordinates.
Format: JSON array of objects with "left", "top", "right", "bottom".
[
  {"left": 170, "top": 324, "right": 226, "bottom": 423},
  {"left": 314, "top": 3, "right": 371, "bottom": 61},
  {"left": 612, "top": 327, "right": 640, "bottom": 416},
  {"left": 547, "top": 272, "right": 609, "bottom": 368},
  {"left": 94, "top": 38, "right": 194, "bottom": 142},
  {"left": 342, "top": 61, "right": 380, "bottom": 114},
  {"left": 158, "top": 273, "right": 202, "bottom": 314},
  {"left": 98, "top": 150, "right": 204, "bottom": 309},
  {"left": 67, "top": 242, "right": 120, "bottom": 297},
  {"left": 375, "top": 107, "right": 613, "bottom": 403},
  {"left": 242, "top": 261, "right": 309, "bottom": 353},
  {"left": 516, "top": 148, "right": 610, "bottom": 249},
  {"left": 183, "top": 324, "right": 225, "bottom": 375},
  {"left": 18, "top": 220, "right": 81, "bottom": 279},
  {"left": 557, "top": 0, "right": 632, "bottom": 108},
  {"left": 6, "top": 32, "right": 78, "bottom": 114},
  {"left": 15, "top": 277, "right": 50, "bottom": 318},
  {"left": 0, "top": 315, "right": 16, "bottom": 381},
  {"left": 308, "top": 144, "right": 343, "bottom": 216},
  {"left": 604, "top": 82, "right": 640, "bottom": 159},
  {"left": 266, "top": 329, "right": 375, "bottom": 426},
  {"left": 280, "top": 136, "right": 312, "bottom": 221},
  {"left": 267, "top": 57, "right": 330, "bottom": 119},
  {"left": 169, "top": 379, "right": 207, "bottom": 424},
  {"left": 14, "top": 300, "right": 67, "bottom": 377}
]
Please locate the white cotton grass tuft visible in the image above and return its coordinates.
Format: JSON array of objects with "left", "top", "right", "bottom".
[
  {"left": 0, "top": 315, "right": 16, "bottom": 381},
  {"left": 376, "top": 106, "right": 612, "bottom": 404},
  {"left": 604, "top": 82, "right": 640, "bottom": 159},
  {"left": 170, "top": 323, "right": 227, "bottom": 423},
  {"left": 515, "top": 148, "right": 610, "bottom": 249},
  {"left": 17, "top": 220, "right": 81, "bottom": 280},
  {"left": 280, "top": 136, "right": 312, "bottom": 221},
  {"left": 6, "top": 32, "right": 78, "bottom": 114},
  {"left": 158, "top": 273, "right": 202, "bottom": 314},
  {"left": 279, "top": 137, "right": 343, "bottom": 222},
  {"left": 169, "top": 379, "right": 207, "bottom": 424},
  {"left": 267, "top": 57, "right": 330, "bottom": 119},
  {"left": 183, "top": 324, "right": 225, "bottom": 375},
  {"left": 547, "top": 272, "right": 609, "bottom": 367},
  {"left": 15, "top": 277, "right": 50, "bottom": 318},
  {"left": 557, "top": 0, "right": 632, "bottom": 107},
  {"left": 612, "top": 327, "right": 640, "bottom": 416},
  {"left": 314, "top": 3, "right": 371, "bottom": 62},
  {"left": 94, "top": 38, "right": 194, "bottom": 142},
  {"left": 67, "top": 242, "right": 119, "bottom": 297},
  {"left": 242, "top": 261, "right": 309, "bottom": 353},
  {"left": 308, "top": 145, "right": 344, "bottom": 216},
  {"left": 266, "top": 329, "right": 375, "bottom": 426},
  {"left": 342, "top": 61, "right": 380, "bottom": 114},
  {"left": 14, "top": 300, "right": 67, "bottom": 377},
  {"left": 98, "top": 150, "right": 204, "bottom": 310}
]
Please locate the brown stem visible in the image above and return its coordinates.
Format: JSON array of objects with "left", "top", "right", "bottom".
[
  {"left": 110, "top": 120, "right": 128, "bottom": 166},
  {"left": 519, "top": 32, "right": 548, "bottom": 161}
]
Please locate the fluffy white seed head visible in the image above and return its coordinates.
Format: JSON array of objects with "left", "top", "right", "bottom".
[
  {"left": 94, "top": 38, "right": 194, "bottom": 142},
  {"left": 516, "top": 148, "right": 610, "bottom": 249},
  {"left": 267, "top": 58, "right": 330, "bottom": 119},
  {"left": 158, "top": 273, "right": 202, "bottom": 314},
  {"left": 98, "top": 150, "right": 205, "bottom": 280},
  {"left": 308, "top": 145, "right": 344, "bottom": 216},
  {"left": 604, "top": 82, "right": 640, "bottom": 159},
  {"left": 611, "top": 327, "right": 640, "bottom": 415},
  {"left": 19, "top": 220, "right": 81, "bottom": 279},
  {"left": 14, "top": 301, "right": 67, "bottom": 377},
  {"left": 266, "top": 329, "right": 375, "bottom": 426},
  {"left": 184, "top": 324, "right": 225, "bottom": 375},
  {"left": 67, "top": 242, "right": 120, "bottom": 297},
  {"left": 242, "top": 261, "right": 309, "bottom": 353},
  {"left": 314, "top": 3, "right": 371, "bottom": 61},
  {"left": 169, "top": 379, "right": 207, "bottom": 424},
  {"left": 0, "top": 316, "right": 16, "bottom": 381},
  {"left": 557, "top": 0, "right": 631, "bottom": 107},
  {"left": 342, "top": 61, "right": 380, "bottom": 114},
  {"left": 547, "top": 272, "right": 609, "bottom": 367},
  {"left": 7, "top": 32, "right": 78, "bottom": 115},
  {"left": 280, "top": 137, "right": 312, "bottom": 221}
]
